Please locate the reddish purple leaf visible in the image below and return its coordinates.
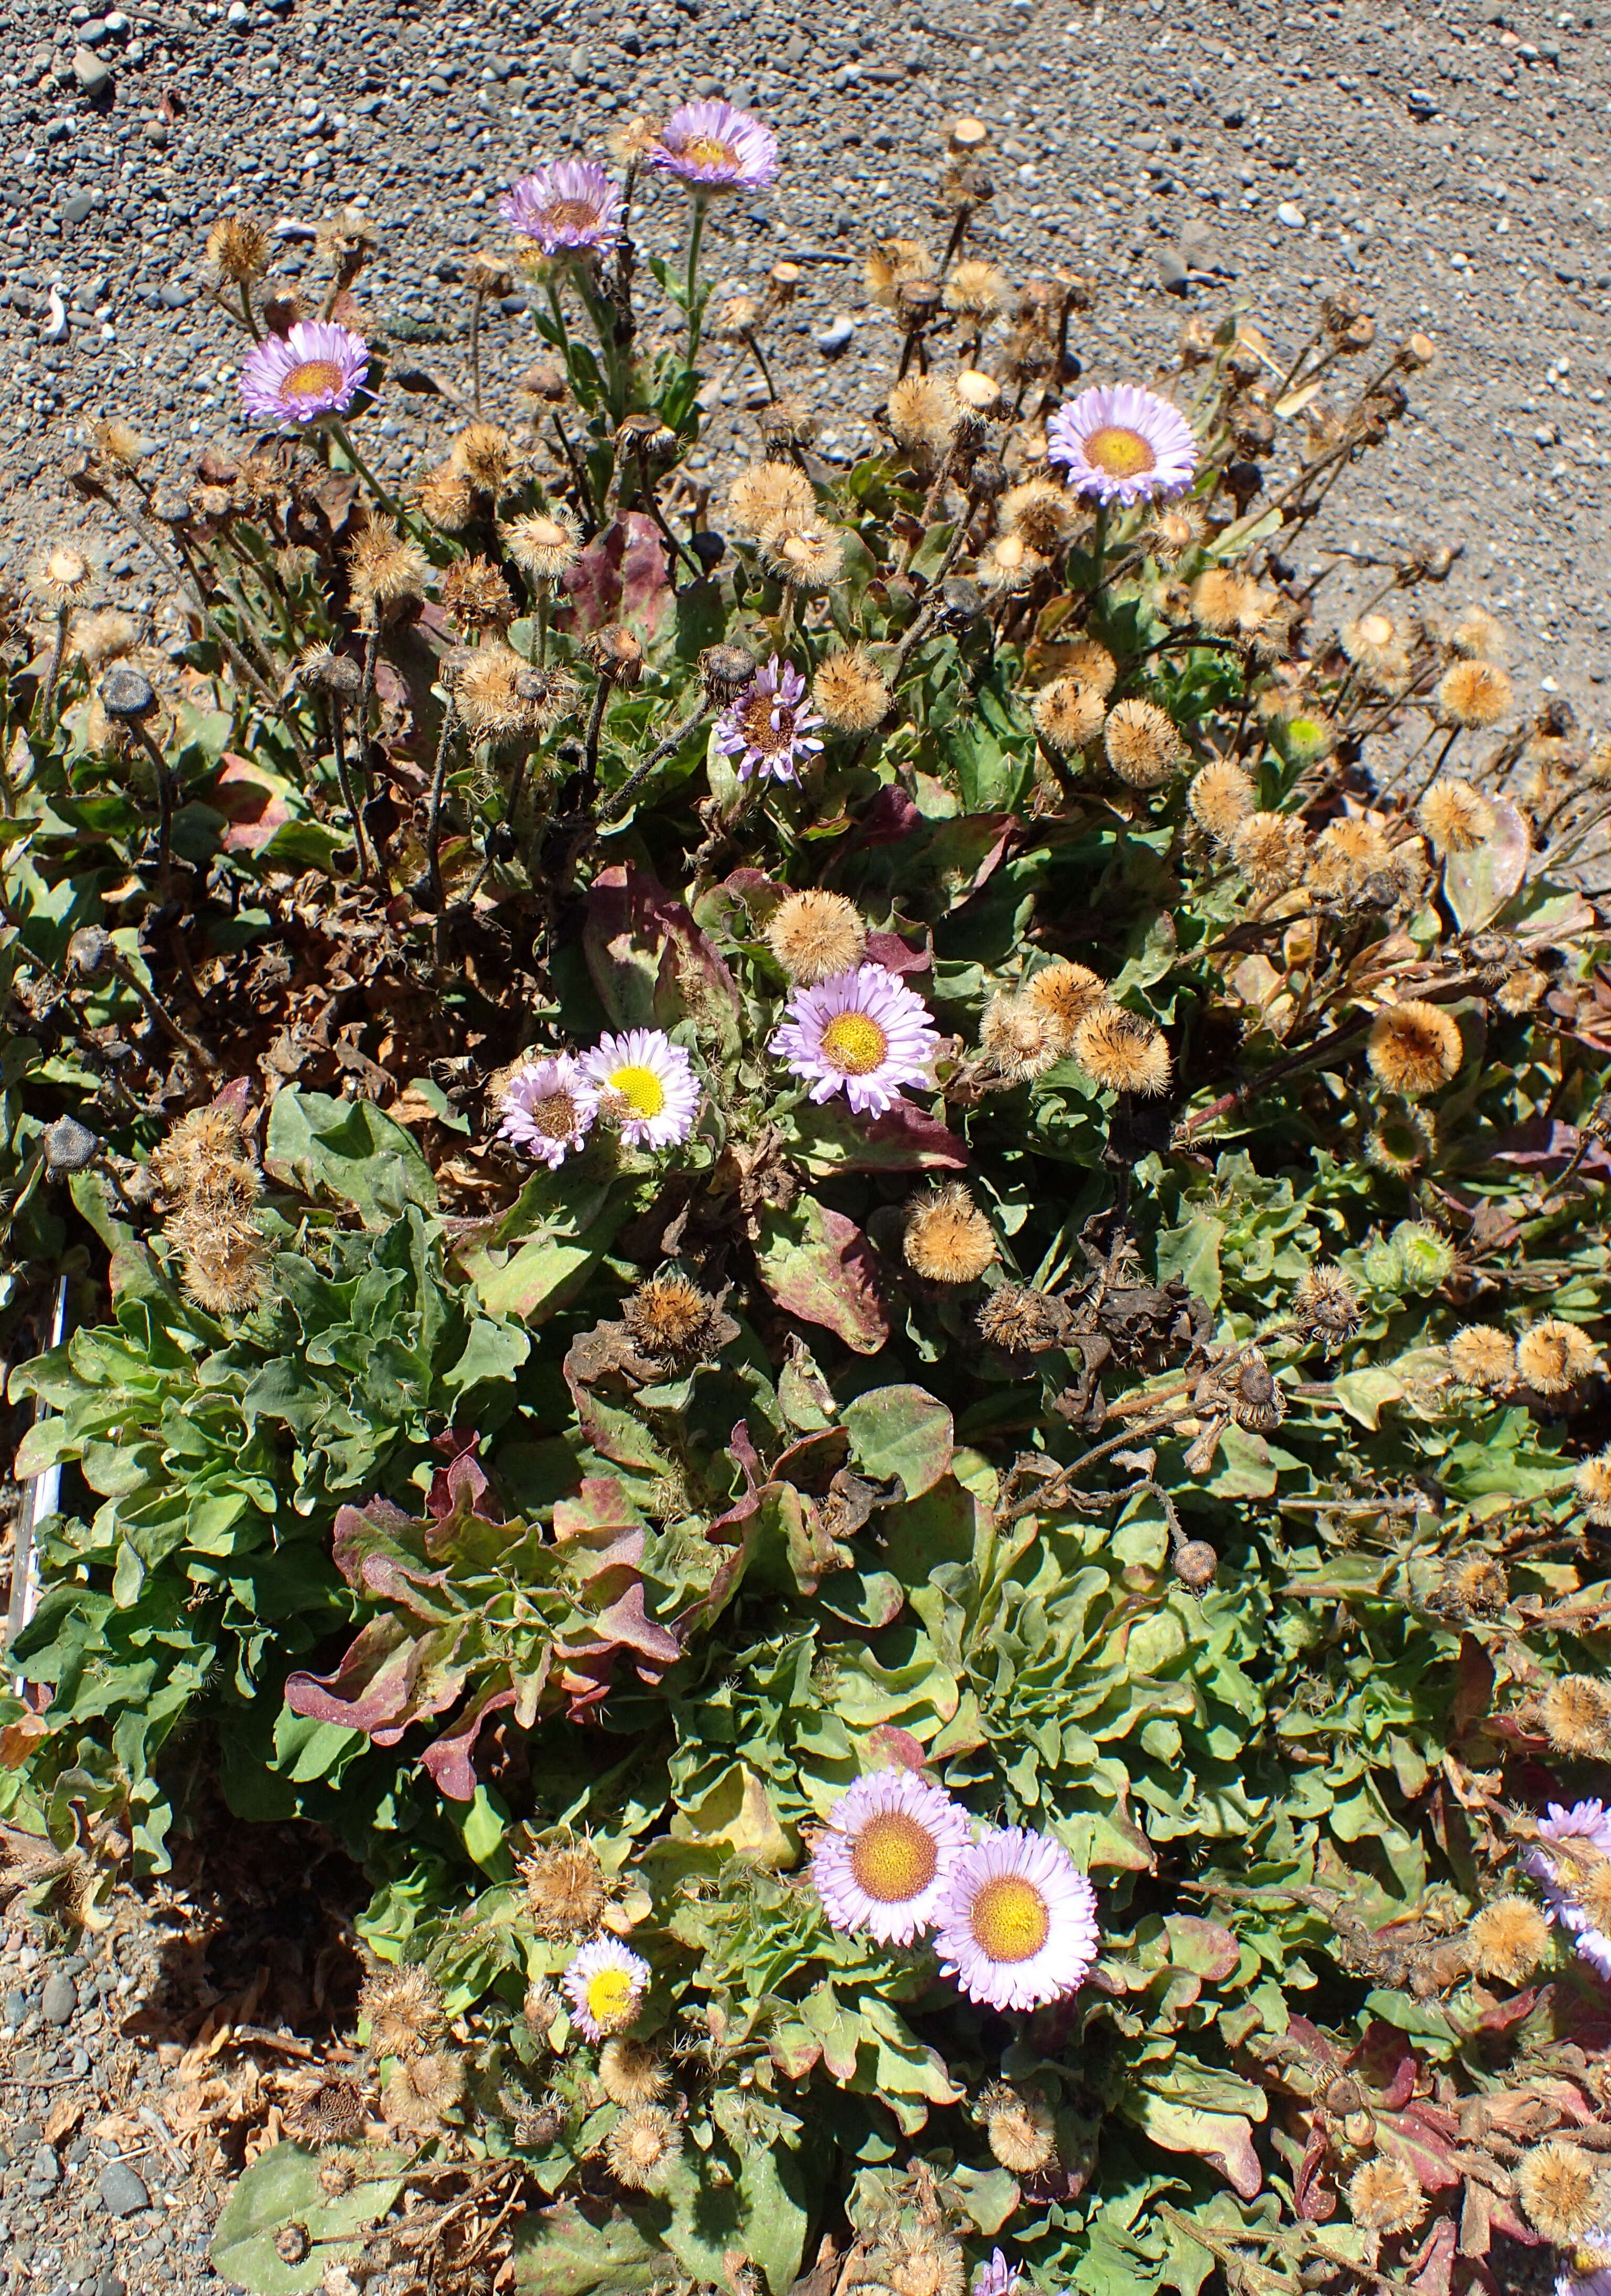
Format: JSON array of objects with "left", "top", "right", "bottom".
[
  {"left": 562, "top": 512, "right": 671, "bottom": 638},
  {"left": 755, "top": 1199, "right": 890, "bottom": 1354},
  {"left": 419, "top": 1685, "right": 518, "bottom": 1801}
]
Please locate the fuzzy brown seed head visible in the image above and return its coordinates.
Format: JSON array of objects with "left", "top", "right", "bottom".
[
  {"left": 416, "top": 463, "right": 476, "bottom": 534},
  {"left": 1230, "top": 1349, "right": 1285, "bottom": 1433},
  {"left": 439, "top": 557, "right": 517, "bottom": 637},
  {"left": 453, "top": 642, "right": 555, "bottom": 743},
  {"left": 1186, "top": 761, "right": 1255, "bottom": 844},
  {"left": 1173, "top": 1540, "right": 1219, "bottom": 1591},
  {"left": 503, "top": 506, "right": 583, "bottom": 584},
  {"left": 1191, "top": 568, "right": 1284, "bottom": 641},
  {"left": 70, "top": 610, "right": 139, "bottom": 671},
  {"left": 624, "top": 1274, "right": 723, "bottom": 1362},
  {"left": 1574, "top": 1449, "right": 1611, "bottom": 1527},
  {"left": 360, "top": 1964, "right": 446, "bottom": 2060},
  {"left": 345, "top": 521, "right": 430, "bottom": 615},
  {"left": 757, "top": 392, "right": 818, "bottom": 452},
  {"left": 318, "top": 2157, "right": 357, "bottom": 2197},
  {"left": 709, "top": 292, "right": 764, "bottom": 342},
  {"left": 1231, "top": 810, "right": 1308, "bottom": 894},
  {"left": 1491, "top": 964, "right": 1546, "bottom": 1018},
  {"left": 1444, "top": 1553, "right": 1509, "bottom": 1616},
  {"left": 765, "top": 521, "right": 845, "bottom": 592},
  {"left": 979, "top": 993, "right": 1063, "bottom": 1083},
  {"left": 813, "top": 649, "right": 891, "bottom": 734},
  {"left": 599, "top": 2037, "right": 670, "bottom": 2107},
  {"left": 1104, "top": 698, "right": 1184, "bottom": 789},
  {"left": 865, "top": 235, "right": 935, "bottom": 307},
  {"left": 291, "top": 2076, "right": 370, "bottom": 2146},
  {"left": 1448, "top": 605, "right": 1508, "bottom": 662},
  {"left": 33, "top": 547, "right": 93, "bottom": 607},
  {"left": 153, "top": 1106, "right": 261, "bottom": 1215},
  {"left": 1023, "top": 961, "right": 1109, "bottom": 1050},
  {"left": 884, "top": 2230, "right": 967, "bottom": 2296},
  {"left": 274, "top": 2225, "right": 310, "bottom": 2266},
  {"left": 1438, "top": 659, "right": 1513, "bottom": 729},
  {"left": 955, "top": 367, "right": 1003, "bottom": 416},
  {"left": 205, "top": 215, "right": 272, "bottom": 284},
  {"left": 381, "top": 2049, "right": 466, "bottom": 2132},
  {"left": 982, "top": 2083, "right": 1057, "bottom": 2175},
  {"left": 944, "top": 259, "right": 1007, "bottom": 319},
  {"left": 976, "top": 1283, "right": 1062, "bottom": 1357},
  {"left": 887, "top": 374, "right": 963, "bottom": 463},
  {"left": 701, "top": 644, "right": 760, "bottom": 703},
  {"left": 977, "top": 532, "right": 1047, "bottom": 599},
  {"left": 1074, "top": 1006, "right": 1172, "bottom": 1098},
  {"left": 92, "top": 417, "right": 147, "bottom": 469},
  {"left": 1348, "top": 2156, "right": 1426, "bottom": 2236},
  {"left": 1516, "top": 1317, "right": 1598, "bottom": 1397},
  {"left": 519, "top": 1840, "right": 610, "bottom": 1938},
  {"left": 449, "top": 420, "right": 520, "bottom": 495},
  {"left": 1339, "top": 609, "right": 1410, "bottom": 688},
  {"left": 1418, "top": 777, "right": 1495, "bottom": 857},
  {"left": 727, "top": 462, "right": 815, "bottom": 541},
  {"left": 1367, "top": 1001, "right": 1462, "bottom": 1099},
  {"left": 1000, "top": 480, "right": 1082, "bottom": 557},
  {"left": 1447, "top": 1325, "right": 1515, "bottom": 1391},
  {"left": 765, "top": 889, "right": 868, "bottom": 983},
  {"left": 1293, "top": 1265, "right": 1361, "bottom": 1346},
  {"left": 1542, "top": 1674, "right": 1611, "bottom": 1758},
  {"left": 1518, "top": 2142, "right": 1609, "bottom": 2245},
  {"left": 179, "top": 1226, "right": 271, "bottom": 1318},
  {"left": 1309, "top": 818, "right": 1394, "bottom": 903},
  {"left": 1032, "top": 675, "right": 1105, "bottom": 756},
  {"left": 905, "top": 1184, "right": 998, "bottom": 1285},
  {"left": 603, "top": 2104, "right": 682, "bottom": 2191}
]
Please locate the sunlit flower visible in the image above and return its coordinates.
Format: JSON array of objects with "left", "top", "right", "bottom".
[
  {"left": 811, "top": 1768, "right": 973, "bottom": 1945},
  {"left": 499, "top": 159, "right": 624, "bottom": 254},
  {"left": 651, "top": 100, "right": 779, "bottom": 192},
  {"left": 563, "top": 1939, "right": 651, "bottom": 2041},
  {"left": 905, "top": 1183, "right": 998, "bottom": 1284},
  {"left": 772, "top": 962, "right": 942, "bottom": 1118},
  {"left": 1527, "top": 1802, "right": 1611, "bottom": 1981},
  {"left": 934, "top": 1826, "right": 1100, "bottom": 2011},
  {"left": 581, "top": 1029, "right": 701, "bottom": 1151},
  {"left": 970, "top": 2252, "right": 1022, "bottom": 2296},
  {"left": 499, "top": 1055, "right": 597, "bottom": 1168},
  {"left": 239, "top": 319, "right": 369, "bottom": 425},
  {"left": 1366, "top": 1001, "right": 1462, "bottom": 1098},
  {"left": 1047, "top": 384, "right": 1198, "bottom": 506},
  {"left": 715, "top": 655, "right": 825, "bottom": 784}
]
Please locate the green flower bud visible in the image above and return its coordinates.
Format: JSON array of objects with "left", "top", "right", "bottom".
[
  {"left": 1391, "top": 1220, "right": 1455, "bottom": 1292},
  {"left": 1360, "top": 1236, "right": 1404, "bottom": 1294}
]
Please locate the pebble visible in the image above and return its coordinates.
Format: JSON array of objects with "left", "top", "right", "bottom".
[
  {"left": 1276, "top": 201, "right": 1306, "bottom": 228},
  {"left": 40, "top": 1972, "right": 77, "bottom": 2026},
  {"left": 70, "top": 49, "right": 111, "bottom": 94},
  {"left": 815, "top": 313, "right": 855, "bottom": 354},
  {"left": 95, "top": 2165, "right": 148, "bottom": 2219}
]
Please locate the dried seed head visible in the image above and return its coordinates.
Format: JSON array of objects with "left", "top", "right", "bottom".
[
  {"left": 1309, "top": 817, "right": 1395, "bottom": 901},
  {"left": 360, "top": 1964, "right": 446, "bottom": 2060},
  {"left": 1417, "top": 777, "right": 1495, "bottom": 857},
  {"left": 1186, "top": 761, "right": 1256, "bottom": 843},
  {"left": 1292, "top": 1265, "right": 1361, "bottom": 1346},
  {"left": 382, "top": 2049, "right": 466, "bottom": 2132},
  {"left": 624, "top": 1274, "right": 724, "bottom": 1362},
  {"left": 450, "top": 420, "right": 520, "bottom": 495},
  {"left": 152, "top": 1106, "right": 259, "bottom": 1211},
  {"left": 884, "top": 2230, "right": 967, "bottom": 2296},
  {"left": 291, "top": 2076, "right": 370, "bottom": 2146},
  {"left": 1023, "top": 960, "right": 1109, "bottom": 1049},
  {"left": 1574, "top": 1449, "right": 1611, "bottom": 1527},
  {"left": 416, "top": 463, "right": 477, "bottom": 534},
  {"left": 813, "top": 648, "right": 891, "bottom": 734},
  {"left": 1516, "top": 1317, "right": 1598, "bottom": 1397},
  {"left": 1494, "top": 964, "right": 1547, "bottom": 1016},
  {"left": 944, "top": 259, "right": 1008, "bottom": 319},
  {"left": 275, "top": 2226, "right": 310, "bottom": 2266},
  {"left": 599, "top": 2036, "right": 670, "bottom": 2107},
  {"left": 1104, "top": 698, "right": 1184, "bottom": 789},
  {"left": 1191, "top": 568, "right": 1284, "bottom": 640},
  {"left": 955, "top": 367, "right": 1003, "bottom": 415},
  {"left": 1145, "top": 500, "right": 1208, "bottom": 565},
  {"left": 1032, "top": 675, "right": 1105, "bottom": 756},
  {"left": 70, "top": 609, "right": 138, "bottom": 672},
  {"left": 1367, "top": 1001, "right": 1462, "bottom": 1098},
  {"left": 865, "top": 235, "right": 935, "bottom": 307},
  {"left": 603, "top": 2104, "right": 683, "bottom": 2192},
  {"left": 1339, "top": 609, "right": 1410, "bottom": 689},
  {"left": 1073, "top": 1006, "right": 1172, "bottom": 1098},
  {"left": 977, "top": 531, "right": 1047, "bottom": 598},
  {"left": 1541, "top": 1674, "right": 1611, "bottom": 1758},
  {"left": 1446, "top": 1325, "right": 1515, "bottom": 1391},
  {"left": 1438, "top": 659, "right": 1513, "bottom": 729},
  {"left": 518, "top": 1841, "right": 610, "bottom": 1939},
  {"left": 32, "top": 546, "right": 93, "bottom": 607},
  {"left": 1000, "top": 480, "right": 1082, "bottom": 557},
  {"left": 981, "top": 2082, "right": 1058, "bottom": 2175},
  {"left": 905, "top": 1184, "right": 998, "bottom": 1285},
  {"left": 439, "top": 556, "right": 517, "bottom": 636},
  {"left": 976, "top": 1283, "right": 1063, "bottom": 1357},
  {"left": 764, "top": 520, "right": 845, "bottom": 591},
  {"left": 1448, "top": 605, "right": 1508, "bottom": 661},
  {"left": 756, "top": 392, "right": 818, "bottom": 452},
  {"left": 92, "top": 417, "right": 148, "bottom": 469},
  {"left": 727, "top": 461, "right": 816, "bottom": 542},
  {"left": 503, "top": 506, "right": 584, "bottom": 584},
  {"left": 1347, "top": 2157, "right": 1426, "bottom": 2237},
  {"left": 454, "top": 642, "right": 553, "bottom": 742},
  {"left": 204, "top": 214, "right": 272, "bottom": 284},
  {"left": 1231, "top": 811, "right": 1308, "bottom": 894},
  {"left": 765, "top": 889, "right": 868, "bottom": 983},
  {"left": 980, "top": 993, "right": 1063, "bottom": 1082},
  {"left": 1517, "top": 2142, "right": 1609, "bottom": 2246},
  {"left": 1442, "top": 1553, "right": 1509, "bottom": 1616},
  {"left": 1585, "top": 736, "right": 1611, "bottom": 789},
  {"left": 886, "top": 374, "right": 964, "bottom": 463},
  {"left": 1174, "top": 1540, "right": 1219, "bottom": 1590},
  {"left": 1230, "top": 1349, "right": 1284, "bottom": 1433},
  {"left": 347, "top": 520, "right": 430, "bottom": 614}
]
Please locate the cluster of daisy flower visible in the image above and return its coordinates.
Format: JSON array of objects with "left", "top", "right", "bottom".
[
  {"left": 500, "top": 1030, "right": 701, "bottom": 1162},
  {"left": 810, "top": 1767, "right": 1101, "bottom": 2013}
]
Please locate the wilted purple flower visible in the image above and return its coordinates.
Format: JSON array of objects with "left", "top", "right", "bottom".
[
  {"left": 1047, "top": 383, "right": 1199, "bottom": 508},
  {"left": 714, "top": 655, "right": 824, "bottom": 785},
  {"left": 239, "top": 319, "right": 369, "bottom": 426},
  {"left": 650, "top": 100, "right": 779, "bottom": 194},
  {"left": 498, "top": 159, "right": 624, "bottom": 255}
]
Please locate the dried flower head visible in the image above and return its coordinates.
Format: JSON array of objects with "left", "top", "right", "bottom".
[
  {"left": 764, "top": 520, "right": 845, "bottom": 591},
  {"left": 1073, "top": 1006, "right": 1171, "bottom": 1098},
  {"left": 813, "top": 649, "right": 890, "bottom": 734},
  {"left": 905, "top": 1184, "right": 998, "bottom": 1285},
  {"left": 1517, "top": 2141, "right": 1608, "bottom": 2245},
  {"left": 884, "top": 2230, "right": 968, "bottom": 2296},
  {"left": 599, "top": 2037, "right": 669, "bottom": 2107},
  {"left": 361, "top": 1964, "right": 446, "bottom": 2059},
  {"left": 1347, "top": 2157, "right": 1426, "bottom": 2237},
  {"left": 1574, "top": 1448, "right": 1611, "bottom": 1527},
  {"left": 439, "top": 559, "right": 517, "bottom": 636},
  {"left": 955, "top": 367, "right": 1003, "bottom": 415},
  {"left": 765, "top": 889, "right": 868, "bottom": 985},
  {"left": 32, "top": 546, "right": 93, "bottom": 607},
  {"left": 976, "top": 1284, "right": 1064, "bottom": 1357},
  {"left": 1190, "top": 569, "right": 1283, "bottom": 640},
  {"left": 1001, "top": 480, "right": 1082, "bottom": 557},
  {"left": 727, "top": 460, "right": 815, "bottom": 541},
  {"left": 381, "top": 2049, "right": 466, "bottom": 2133},
  {"left": 92, "top": 417, "right": 147, "bottom": 469},
  {"left": 1339, "top": 609, "right": 1410, "bottom": 688},
  {"left": 623, "top": 1274, "right": 724, "bottom": 1362},
  {"left": 347, "top": 521, "right": 430, "bottom": 615},
  {"left": 1367, "top": 1001, "right": 1462, "bottom": 1098},
  {"left": 289, "top": 2076, "right": 370, "bottom": 2147},
  {"left": 980, "top": 994, "right": 1063, "bottom": 1083},
  {"left": 1447, "top": 1325, "right": 1515, "bottom": 1390},
  {"left": 1466, "top": 1894, "right": 1549, "bottom": 1987},
  {"left": 865, "top": 236, "right": 935, "bottom": 307},
  {"left": 1293, "top": 1265, "right": 1361, "bottom": 1346},
  {"left": 887, "top": 374, "right": 963, "bottom": 462},
  {"left": 1418, "top": 777, "right": 1495, "bottom": 857},
  {"left": 519, "top": 1839, "right": 610, "bottom": 1937},
  {"left": 1146, "top": 500, "right": 1208, "bottom": 565},
  {"left": 503, "top": 506, "right": 584, "bottom": 584},
  {"left": 1231, "top": 811, "right": 1308, "bottom": 895},
  {"left": 1309, "top": 818, "right": 1395, "bottom": 902},
  {"left": 944, "top": 259, "right": 1007, "bottom": 319},
  {"left": 70, "top": 610, "right": 139, "bottom": 670},
  {"left": 1023, "top": 961, "right": 1109, "bottom": 1048},
  {"left": 604, "top": 2102, "right": 683, "bottom": 2191},
  {"left": 1104, "top": 698, "right": 1184, "bottom": 788},
  {"left": 1542, "top": 1675, "right": 1611, "bottom": 1759},
  {"left": 1443, "top": 1552, "right": 1509, "bottom": 1616},
  {"left": 1516, "top": 1317, "right": 1598, "bottom": 1397},
  {"left": 1438, "top": 659, "right": 1513, "bottom": 729},
  {"left": 1187, "top": 761, "right": 1256, "bottom": 843},
  {"left": 180, "top": 1227, "right": 271, "bottom": 1318},
  {"left": 205, "top": 214, "right": 272, "bottom": 284},
  {"left": 1447, "top": 605, "right": 1508, "bottom": 660},
  {"left": 1032, "top": 676, "right": 1105, "bottom": 756},
  {"left": 977, "top": 532, "right": 1047, "bottom": 599},
  {"left": 450, "top": 420, "right": 520, "bottom": 495},
  {"left": 416, "top": 463, "right": 476, "bottom": 533},
  {"left": 981, "top": 2083, "right": 1058, "bottom": 2176},
  {"left": 1495, "top": 964, "right": 1548, "bottom": 1016},
  {"left": 153, "top": 1104, "right": 259, "bottom": 1211},
  {"left": 454, "top": 643, "right": 553, "bottom": 742}
]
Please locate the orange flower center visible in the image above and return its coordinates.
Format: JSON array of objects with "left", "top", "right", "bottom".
[
  {"left": 820, "top": 1012, "right": 888, "bottom": 1076},
  {"left": 529, "top": 1089, "right": 579, "bottom": 1139},
  {"left": 739, "top": 693, "right": 796, "bottom": 754},
  {"left": 969, "top": 1875, "right": 1050, "bottom": 1963},
  {"left": 1083, "top": 424, "right": 1155, "bottom": 479},
  {"left": 849, "top": 1811, "right": 938, "bottom": 1902},
  {"left": 282, "top": 358, "right": 345, "bottom": 402},
  {"left": 546, "top": 198, "right": 602, "bottom": 231}
]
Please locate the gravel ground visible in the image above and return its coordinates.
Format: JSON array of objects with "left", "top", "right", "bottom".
[{"left": 3, "top": 0, "right": 1609, "bottom": 715}]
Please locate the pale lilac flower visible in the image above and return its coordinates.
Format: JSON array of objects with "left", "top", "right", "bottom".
[
  {"left": 650, "top": 100, "right": 779, "bottom": 193},
  {"left": 1047, "top": 384, "right": 1199, "bottom": 507},
  {"left": 579, "top": 1028, "right": 701, "bottom": 1151},
  {"left": 498, "top": 159, "right": 624, "bottom": 255},
  {"left": 715, "top": 655, "right": 824, "bottom": 785},
  {"left": 239, "top": 319, "right": 369, "bottom": 426},
  {"left": 810, "top": 1769, "right": 973, "bottom": 1947},
  {"left": 1526, "top": 1799, "right": 1611, "bottom": 1979},
  {"left": 562, "top": 1939, "right": 651, "bottom": 2040},
  {"left": 933, "top": 1826, "right": 1100, "bottom": 2013},
  {"left": 498, "top": 1054, "right": 598, "bottom": 1168},
  {"left": 771, "top": 963, "right": 941, "bottom": 1119},
  {"left": 1558, "top": 2264, "right": 1611, "bottom": 2296},
  {"left": 971, "top": 2253, "right": 1023, "bottom": 2296}
]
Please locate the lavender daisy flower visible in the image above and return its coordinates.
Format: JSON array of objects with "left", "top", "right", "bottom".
[
  {"left": 562, "top": 1939, "right": 651, "bottom": 2040},
  {"left": 239, "top": 319, "right": 369, "bottom": 426},
  {"left": 810, "top": 1769, "right": 973, "bottom": 1947},
  {"left": 650, "top": 100, "right": 779, "bottom": 194},
  {"left": 498, "top": 159, "right": 625, "bottom": 255},
  {"left": 714, "top": 655, "right": 824, "bottom": 785},
  {"left": 771, "top": 963, "right": 941, "bottom": 1119},
  {"left": 1559, "top": 2262, "right": 1611, "bottom": 2296},
  {"left": 498, "top": 1054, "right": 598, "bottom": 1169},
  {"left": 1047, "top": 384, "right": 1199, "bottom": 508},
  {"left": 579, "top": 1028, "right": 702, "bottom": 1151},
  {"left": 933, "top": 1826, "right": 1100, "bottom": 2013},
  {"left": 1526, "top": 1799, "right": 1611, "bottom": 1979},
  {"left": 972, "top": 2254, "right": 1023, "bottom": 2296}
]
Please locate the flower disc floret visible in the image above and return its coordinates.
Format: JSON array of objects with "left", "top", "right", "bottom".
[
  {"left": 240, "top": 320, "right": 369, "bottom": 425},
  {"left": 581, "top": 1030, "right": 701, "bottom": 1150},
  {"left": 715, "top": 655, "right": 825, "bottom": 784},
  {"left": 811, "top": 1768, "right": 973, "bottom": 1945},
  {"left": 1047, "top": 384, "right": 1198, "bottom": 506},
  {"left": 651, "top": 100, "right": 779, "bottom": 191},
  {"left": 771, "top": 963, "right": 942, "bottom": 1118},
  {"left": 498, "top": 159, "right": 624, "bottom": 254},
  {"left": 499, "top": 1055, "right": 598, "bottom": 1168},
  {"left": 562, "top": 1939, "right": 651, "bottom": 2041},
  {"left": 934, "top": 1826, "right": 1099, "bottom": 2011}
]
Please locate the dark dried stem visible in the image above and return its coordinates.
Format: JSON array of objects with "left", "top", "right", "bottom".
[{"left": 38, "top": 604, "right": 70, "bottom": 735}]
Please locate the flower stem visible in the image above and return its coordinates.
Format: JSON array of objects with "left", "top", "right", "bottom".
[
  {"left": 470, "top": 287, "right": 486, "bottom": 416},
  {"left": 38, "top": 604, "right": 70, "bottom": 735},
  {"left": 326, "top": 415, "right": 404, "bottom": 525},
  {"left": 685, "top": 196, "right": 708, "bottom": 362},
  {"left": 426, "top": 703, "right": 459, "bottom": 946}
]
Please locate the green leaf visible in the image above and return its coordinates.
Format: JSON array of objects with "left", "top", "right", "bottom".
[
  {"left": 210, "top": 2144, "right": 403, "bottom": 2295},
  {"left": 1444, "top": 799, "right": 1530, "bottom": 934},
  {"left": 508, "top": 2203, "right": 665, "bottom": 2296},
  {"left": 1155, "top": 1211, "right": 1223, "bottom": 1310},
  {"left": 843, "top": 1385, "right": 955, "bottom": 1500},
  {"left": 264, "top": 1089, "right": 437, "bottom": 1225},
  {"left": 754, "top": 1198, "right": 890, "bottom": 1354}
]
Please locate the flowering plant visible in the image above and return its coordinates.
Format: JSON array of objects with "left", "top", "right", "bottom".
[{"left": 3, "top": 93, "right": 1611, "bottom": 2296}]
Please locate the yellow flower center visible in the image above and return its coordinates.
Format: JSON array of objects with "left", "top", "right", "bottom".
[
  {"left": 282, "top": 358, "right": 345, "bottom": 402},
  {"left": 584, "top": 1967, "right": 637, "bottom": 2032},
  {"left": 608, "top": 1063, "right": 667, "bottom": 1118},
  {"left": 680, "top": 134, "right": 736, "bottom": 169},
  {"left": 1083, "top": 424, "right": 1156, "bottom": 479},
  {"left": 848, "top": 1810, "right": 939, "bottom": 1903},
  {"left": 529, "top": 1089, "right": 579, "bottom": 1140},
  {"left": 969, "top": 1875, "right": 1050, "bottom": 1964},
  {"left": 820, "top": 1012, "right": 889, "bottom": 1077}
]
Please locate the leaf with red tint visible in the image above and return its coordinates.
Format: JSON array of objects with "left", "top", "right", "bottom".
[
  {"left": 867, "top": 1724, "right": 927, "bottom": 1773},
  {"left": 283, "top": 1614, "right": 467, "bottom": 1743},
  {"left": 789, "top": 1097, "right": 969, "bottom": 1176},
  {"left": 865, "top": 931, "right": 932, "bottom": 975},
  {"left": 427, "top": 1429, "right": 496, "bottom": 1522},
  {"left": 755, "top": 1198, "right": 890, "bottom": 1354},
  {"left": 419, "top": 1685, "right": 518, "bottom": 1801},
  {"left": 585, "top": 864, "right": 743, "bottom": 1051},
  {"left": 562, "top": 513, "right": 670, "bottom": 639},
  {"left": 213, "top": 754, "right": 292, "bottom": 853}
]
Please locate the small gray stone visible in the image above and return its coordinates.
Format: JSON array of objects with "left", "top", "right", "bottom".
[
  {"left": 62, "top": 190, "right": 95, "bottom": 224},
  {"left": 78, "top": 18, "right": 111, "bottom": 44},
  {"left": 815, "top": 313, "right": 855, "bottom": 355},
  {"left": 71, "top": 49, "right": 111, "bottom": 94},
  {"left": 94, "top": 2277, "right": 126, "bottom": 2296},
  {"left": 157, "top": 281, "right": 195, "bottom": 308},
  {"left": 40, "top": 1972, "right": 77, "bottom": 2025},
  {"left": 96, "top": 2164, "right": 148, "bottom": 2219},
  {"left": 1157, "top": 246, "right": 1189, "bottom": 292}
]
